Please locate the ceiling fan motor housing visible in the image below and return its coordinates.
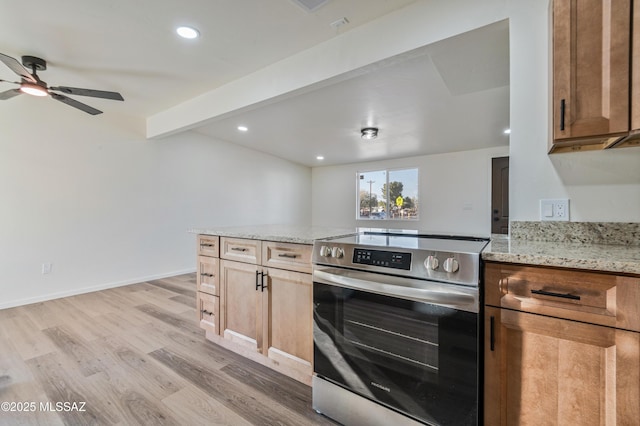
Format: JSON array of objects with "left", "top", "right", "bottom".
[
  {"left": 0, "top": 51, "right": 124, "bottom": 114},
  {"left": 21, "top": 55, "right": 46, "bottom": 71}
]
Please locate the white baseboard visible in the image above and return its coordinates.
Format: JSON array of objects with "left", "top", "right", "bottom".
[{"left": 0, "top": 268, "right": 197, "bottom": 310}]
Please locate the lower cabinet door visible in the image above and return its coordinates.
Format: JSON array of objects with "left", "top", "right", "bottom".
[
  {"left": 219, "top": 260, "right": 262, "bottom": 352},
  {"left": 262, "top": 268, "right": 313, "bottom": 373},
  {"left": 197, "top": 292, "right": 219, "bottom": 335},
  {"left": 485, "top": 306, "right": 640, "bottom": 425}
]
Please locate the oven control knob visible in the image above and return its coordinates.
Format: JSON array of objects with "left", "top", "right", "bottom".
[
  {"left": 320, "top": 246, "right": 332, "bottom": 257},
  {"left": 424, "top": 255, "right": 439, "bottom": 270},
  {"left": 443, "top": 257, "right": 459, "bottom": 273},
  {"left": 331, "top": 247, "right": 344, "bottom": 258}
]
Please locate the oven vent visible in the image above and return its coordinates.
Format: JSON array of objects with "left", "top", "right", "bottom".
[{"left": 290, "top": 0, "right": 331, "bottom": 13}]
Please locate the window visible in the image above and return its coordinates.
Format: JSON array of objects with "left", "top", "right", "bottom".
[{"left": 357, "top": 168, "right": 419, "bottom": 220}]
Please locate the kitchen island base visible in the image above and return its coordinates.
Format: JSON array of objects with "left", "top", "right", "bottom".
[
  {"left": 195, "top": 232, "right": 322, "bottom": 385},
  {"left": 205, "top": 331, "right": 312, "bottom": 385}
]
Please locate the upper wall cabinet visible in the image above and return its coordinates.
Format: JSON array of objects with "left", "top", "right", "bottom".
[{"left": 551, "top": 0, "right": 640, "bottom": 153}]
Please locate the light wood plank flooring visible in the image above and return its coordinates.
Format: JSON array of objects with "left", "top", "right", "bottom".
[{"left": 0, "top": 273, "right": 336, "bottom": 425}]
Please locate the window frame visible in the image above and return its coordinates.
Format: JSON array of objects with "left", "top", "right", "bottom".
[{"left": 356, "top": 167, "right": 419, "bottom": 221}]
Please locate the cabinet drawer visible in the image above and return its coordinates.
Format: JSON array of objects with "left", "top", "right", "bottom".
[
  {"left": 485, "top": 262, "right": 640, "bottom": 331},
  {"left": 262, "top": 241, "right": 312, "bottom": 274},
  {"left": 220, "top": 237, "right": 261, "bottom": 264},
  {"left": 197, "top": 292, "right": 219, "bottom": 335},
  {"left": 197, "top": 256, "right": 219, "bottom": 295},
  {"left": 197, "top": 235, "right": 219, "bottom": 257}
]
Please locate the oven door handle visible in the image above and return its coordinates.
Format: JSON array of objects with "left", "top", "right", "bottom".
[{"left": 314, "top": 268, "right": 478, "bottom": 312}]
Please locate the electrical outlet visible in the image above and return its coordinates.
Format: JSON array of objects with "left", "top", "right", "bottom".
[
  {"left": 42, "top": 263, "right": 52, "bottom": 274},
  {"left": 540, "top": 199, "right": 569, "bottom": 221}
]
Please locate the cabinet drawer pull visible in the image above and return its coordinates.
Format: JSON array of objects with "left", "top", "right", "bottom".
[
  {"left": 200, "top": 273, "right": 215, "bottom": 278},
  {"left": 560, "top": 99, "right": 566, "bottom": 131},
  {"left": 278, "top": 253, "right": 299, "bottom": 259},
  {"left": 231, "top": 247, "right": 248, "bottom": 252},
  {"left": 200, "top": 243, "right": 215, "bottom": 247},
  {"left": 201, "top": 309, "right": 214, "bottom": 317},
  {"left": 531, "top": 289, "right": 580, "bottom": 301}
]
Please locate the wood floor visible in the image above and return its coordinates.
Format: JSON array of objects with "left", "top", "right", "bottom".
[{"left": 0, "top": 273, "right": 336, "bottom": 425}]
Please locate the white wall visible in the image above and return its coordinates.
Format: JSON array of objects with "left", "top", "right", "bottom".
[
  {"left": 4, "top": 0, "right": 639, "bottom": 309},
  {"left": 310, "top": 0, "right": 639, "bottom": 231},
  {"left": 508, "top": 0, "right": 640, "bottom": 221},
  {"left": 312, "top": 146, "right": 509, "bottom": 235},
  {"left": 0, "top": 99, "right": 311, "bottom": 309},
  {"left": 309, "top": 0, "right": 639, "bottom": 226},
  {"left": 148, "top": 0, "right": 638, "bottom": 227}
]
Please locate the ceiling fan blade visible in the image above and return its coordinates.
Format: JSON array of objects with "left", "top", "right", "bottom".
[
  {"left": 50, "top": 86, "right": 124, "bottom": 101},
  {"left": 0, "top": 88, "right": 22, "bottom": 100},
  {"left": 50, "top": 93, "right": 102, "bottom": 115},
  {"left": 0, "top": 53, "right": 37, "bottom": 83}
]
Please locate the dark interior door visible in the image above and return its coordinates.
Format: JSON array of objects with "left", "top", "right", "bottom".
[{"left": 491, "top": 157, "right": 509, "bottom": 234}]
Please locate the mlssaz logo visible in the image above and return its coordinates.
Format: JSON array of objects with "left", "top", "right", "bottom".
[{"left": 371, "top": 382, "right": 391, "bottom": 393}]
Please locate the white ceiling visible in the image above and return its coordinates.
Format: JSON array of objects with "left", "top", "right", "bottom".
[
  {"left": 0, "top": 0, "right": 509, "bottom": 167},
  {"left": 194, "top": 20, "right": 510, "bottom": 166}
]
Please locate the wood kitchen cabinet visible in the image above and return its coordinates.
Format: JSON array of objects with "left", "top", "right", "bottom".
[
  {"left": 484, "top": 262, "right": 640, "bottom": 425},
  {"left": 196, "top": 235, "right": 220, "bottom": 335},
  {"left": 263, "top": 267, "right": 313, "bottom": 374},
  {"left": 198, "top": 235, "right": 313, "bottom": 384},
  {"left": 219, "top": 259, "right": 263, "bottom": 352},
  {"left": 626, "top": 0, "right": 640, "bottom": 147},
  {"left": 551, "top": 0, "right": 631, "bottom": 152}
]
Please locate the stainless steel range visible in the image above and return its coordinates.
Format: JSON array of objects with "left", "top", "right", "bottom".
[{"left": 311, "top": 231, "right": 489, "bottom": 426}]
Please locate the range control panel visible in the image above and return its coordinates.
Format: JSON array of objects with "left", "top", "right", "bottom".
[
  {"left": 313, "top": 235, "right": 487, "bottom": 286},
  {"left": 353, "top": 248, "right": 412, "bottom": 270}
]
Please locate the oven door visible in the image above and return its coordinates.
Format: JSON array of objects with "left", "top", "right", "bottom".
[{"left": 313, "top": 266, "right": 479, "bottom": 426}]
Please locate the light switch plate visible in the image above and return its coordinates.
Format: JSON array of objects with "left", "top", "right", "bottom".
[{"left": 540, "top": 199, "right": 569, "bottom": 221}]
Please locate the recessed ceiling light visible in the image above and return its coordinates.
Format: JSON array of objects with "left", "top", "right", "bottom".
[
  {"left": 176, "top": 26, "right": 200, "bottom": 39},
  {"left": 237, "top": 126, "right": 248, "bottom": 132},
  {"left": 503, "top": 128, "right": 511, "bottom": 134},
  {"left": 316, "top": 156, "right": 324, "bottom": 160}
]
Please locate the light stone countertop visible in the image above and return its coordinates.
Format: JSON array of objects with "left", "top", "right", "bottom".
[
  {"left": 482, "top": 234, "right": 640, "bottom": 275},
  {"left": 190, "top": 223, "right": 640, "bottom": 275},
  {"left": 189, "top": 225, "right": 357, "bottom": 245}
]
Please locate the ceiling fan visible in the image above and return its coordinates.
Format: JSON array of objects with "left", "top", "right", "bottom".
[{"left": 0, "top": 53, "right": 124, "bottom": 115}]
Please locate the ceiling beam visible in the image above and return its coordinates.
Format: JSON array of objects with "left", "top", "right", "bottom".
[{"left": 146, "top": 0, "right": 508, "bottom": 139}]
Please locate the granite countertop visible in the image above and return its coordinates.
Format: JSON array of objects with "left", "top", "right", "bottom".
[
  {"left": 190, "top": 222, "right": 640, "bottom": 274},
  {"left": 482, "top": 234, "right": 640, "bottom": 275},
  {"left": 189, "top": 225, "right": 357, "bottom": 245}
]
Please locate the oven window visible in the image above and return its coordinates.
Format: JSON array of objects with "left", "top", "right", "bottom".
[{"left": 314, "top": 282, "right": 478, "bottom": 425}]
